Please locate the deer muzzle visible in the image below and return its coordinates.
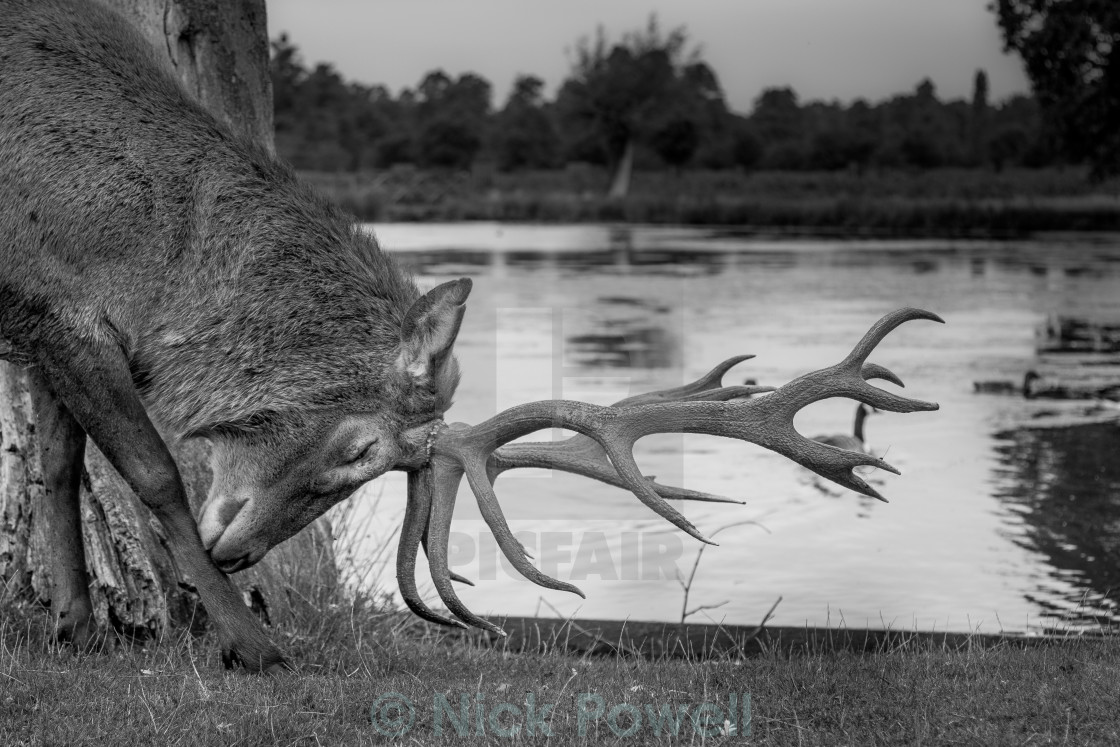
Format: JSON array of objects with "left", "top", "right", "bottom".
[{"left": 197, "top": 492, "right": 264, "bottom": 571}]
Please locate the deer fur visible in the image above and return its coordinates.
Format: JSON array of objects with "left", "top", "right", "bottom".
[{"left": 1, "top": 0, "right": 466, "bottom": 671}]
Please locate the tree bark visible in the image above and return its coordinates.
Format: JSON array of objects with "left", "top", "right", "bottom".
[
  {"left": 107, "top": 0, "right": 275, "bottom": 152},
  {"left": 0, "top": 0, "right": 338, "bottom": 637}
]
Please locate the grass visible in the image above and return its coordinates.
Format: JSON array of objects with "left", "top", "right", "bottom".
[
  {"left": 299, "top": 166, "right": 1120, "bottom": 237},
  {"left": 4, "top": 493, "right": 1117, "bottom": 744},
  {"left": 4, "top": 591, "right": 1119, "bottom": 744}
]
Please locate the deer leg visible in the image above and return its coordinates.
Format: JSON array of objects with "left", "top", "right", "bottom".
[
  {"left": 34, "top": 341, "right": 287, "bottom": 673},
  {"left": 28, "top": 370, "right": 96, "bottom": 648}
]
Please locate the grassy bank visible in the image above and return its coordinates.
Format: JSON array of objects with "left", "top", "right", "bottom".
[
  {"left": 3, "top": 598, "right": 1118, "bottom": 745},
  {"left": 300, "top": 167, "right": 1120, "bottom": 237}
]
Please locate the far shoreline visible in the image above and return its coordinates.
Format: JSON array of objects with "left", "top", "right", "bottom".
[
  {"left": 301, "top": 166, "right": 1120, "bottom": 239},
  {"left": 372, "top": 219, "right": 1120, "bottom": 242},
  {"left": 453, "top": 615, "right": 1110, "bottom": 661}
]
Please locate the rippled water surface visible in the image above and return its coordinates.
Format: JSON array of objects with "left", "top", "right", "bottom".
[{"left": 346, "top": 223, "right": 1120, "bottom": 634}]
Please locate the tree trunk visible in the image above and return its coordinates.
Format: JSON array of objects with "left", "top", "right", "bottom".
[
  {"left": 607, "top": 138, "right": 634, "bottom": 199},
  {"left": 0, "top": 0, "right": 338, "bottom": 637}
]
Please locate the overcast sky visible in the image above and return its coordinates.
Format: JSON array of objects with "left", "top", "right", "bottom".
[{"left": 266, "top": 0, "right": 1031, "bottom": 114}]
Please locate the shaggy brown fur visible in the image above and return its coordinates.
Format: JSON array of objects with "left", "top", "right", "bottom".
[
  {"left": 0, "top": 0, "right": 464, "bottom": 672},
  {"left": 0, "top": 0, "right": 444, "bottom": 438}
]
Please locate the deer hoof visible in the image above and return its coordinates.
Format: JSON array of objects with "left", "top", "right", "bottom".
[{"left": 220, "top": 638, "right": 288, "bottom": 674}]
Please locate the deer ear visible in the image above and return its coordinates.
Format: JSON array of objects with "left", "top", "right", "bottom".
[{"left": 397, "top": 278, "right": 472, "bottom": 385}]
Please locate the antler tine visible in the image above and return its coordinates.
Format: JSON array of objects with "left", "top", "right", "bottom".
[
  {"left": 598, "top": 436, "right": 716, "bottom": 543},
  {"left": 488, "top": 439, "right": 744, "bottom": 505},
  {"left": 397, "top": 469, "right": 467, "bottom": 628},
  {"left": 420, "top": 527, "right": 475, "bottom": 586},
  {"left": 610, "top": 354, "right": 757, "bottom": 406},
  {"left": 417, "top": 502, "right": 473, "bottom": 586},
  {"left": 778, "top": 308, "right": 943, "bottom": 415},
  {"left": 435, "top": 402, "right": 721, "bottom": 545},
  {"left": 420, "top": 434, "right": 586, "bottom": 595},
  {"left": 485, "top": 346, "right": 771, "bottom": 505},
  {"left": 487, "top": 383, "right": 773, "bottom": 505},
  {"left": 681, "top": 384, "right": 775, "bottom": 402},
  {"left": 419, "top": 425, "right": 585, "bottom": 634},
  {"left": 459, "top": 456, "right": 586, "bottom": 598},
  {"left": 861, "top": 362, "right": 904, "bottom": 388},
  {"left": 423, "top": 455, "right": 508, "bottom": 635},
  {"left": 666, "top": 308, "right": 942, "bottom": 501},
  {"left": 843, "top": 308, "right": 944, "bottom": 369}
]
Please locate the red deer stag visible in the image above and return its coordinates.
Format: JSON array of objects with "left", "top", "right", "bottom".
[{"left": 0, "top": 0, "right": 942, "bottom": 672}]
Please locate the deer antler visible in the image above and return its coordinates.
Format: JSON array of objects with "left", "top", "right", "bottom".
[
  {"left": 397, "top": 356, "right": 768, "bottom": 614},
  {"left": 487, "top": 356, "right": 774, "bottom": 504},
  {"left": 399, "top": 307, "right": 942, "bottom": 635}
]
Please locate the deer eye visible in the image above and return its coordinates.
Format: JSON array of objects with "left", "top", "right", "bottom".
[{"left": 344, "top": 438, "right": 380, "bottom": 464}]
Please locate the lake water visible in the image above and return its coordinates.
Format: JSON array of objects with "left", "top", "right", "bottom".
[{"left": 344, "top": 222, "right": 1120, "bottom": 635}]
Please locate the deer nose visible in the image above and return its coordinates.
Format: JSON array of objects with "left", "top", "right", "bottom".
[{"left": 198, "top": 493, "right": 249, "bottom": 550}]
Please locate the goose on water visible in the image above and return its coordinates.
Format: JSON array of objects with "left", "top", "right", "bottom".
[{"left": 813, "top": 403, "right": 876, "bottom": 453}]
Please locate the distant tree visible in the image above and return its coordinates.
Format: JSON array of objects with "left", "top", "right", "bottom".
[
  {"left": 970, "top": 69, "right": 990, "bottom": 166},
  {"left": 493, "top": 75, "right": 560, "bottom": 170},
  {"left": 988, "top": 125, "right": 1029, "bottom": 171},
  {"left": 876, "top": 79, "right": 955, "bottom": 169},
  {"left": 270, "top": 33, "right": 308, "bottom": 164},
  {"left": 270, "top": 33, "right": 302, "bottom": 114},
  {"left": 992, "top": 0, "right": 1120, "bottom": 177},
  {"left": 417, "top": 71, "right": 451, "bottom": 105},
  {"left": 270, "top": 35, "right": 396, "bottom": 170},
  {"left": 749, "top": 87, "right": 810, "bottom": 168},
  {"left": 304, "top": 63, "right": 361, "bottom": 169},
  {"left": 899, "top": 130, "right": 942, "bottom": 169},
  {"left": 267, "top": 27, "right": 1051, "bottom": 178},
  {"left": 802, "top": 100, "right": 854, "bottom": 171},
  {"left": 451, "top": 74, "right": 493, "bottom": 124},
  {"left": 730, "top": 122, "right": 763, "bottom": 171},
  {"left": 679, "top": 61, "right": 735, "bottom": 168},
  {"left": 750, "top": 87, "right": 803, "bottom": 143},
  {"left": 992, "top": 93, "right": 1055, "bottom": 167},
  {"left": 413, "top": 69, "right": 491, "bottom": 170},
  {"left": 417, "top": 71, "right": 491, "bottom": 127},
  {"left": 808, "top": 128, "right": 877, "bottom": 172},
  {"left": 417, "top": 119, "right": 482, "bottom": 170},
  {"left": 376, "top": 133, "right": 416, "bottom": 167},
  {"left": 842, "top": 99, "right": 881, "bottom": 174},
  {"left": 651, "top": 117, "right": 700, "bottom": 171},
  {"left": 555, "top": 16, "right": 715, "bottom": 195}
]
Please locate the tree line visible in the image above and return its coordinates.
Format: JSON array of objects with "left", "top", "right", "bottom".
[
  {"left": 271, "top": 17, "right": 1056, "bottom": 182},
  {"left": 992, "top": 0, "right": 1120, "bottom": 179}
]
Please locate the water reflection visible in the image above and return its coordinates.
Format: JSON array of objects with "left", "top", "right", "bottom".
[
  {"left": 561, "top": 296, "right": 676, "bottom": 369},
  {"left": 382, "top": 225, "right": 1120, "bottom": 284},
  {"left": 991, "top": 421, "right": 1120, "bottom": 629},
  {"left": 394, "top": 249, "right": 492, "bottom": 275},
  {"left": 365, "top": 222, "right": 1120, "bottom": 631}
]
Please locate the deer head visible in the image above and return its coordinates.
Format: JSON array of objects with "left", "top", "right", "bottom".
[{"left": 197, "top": 278, "right": 472, "bottom": 572}]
